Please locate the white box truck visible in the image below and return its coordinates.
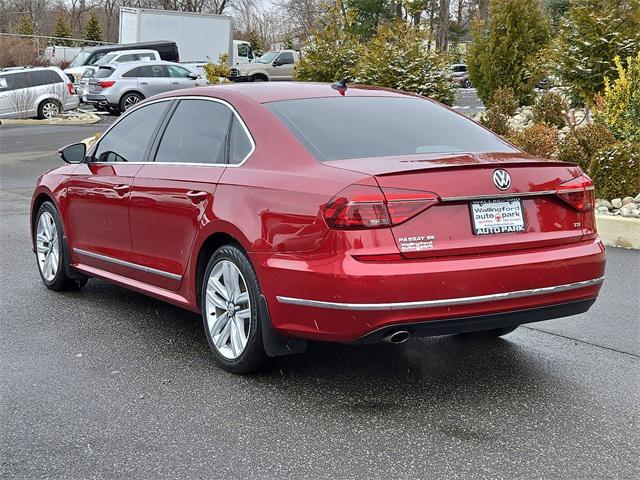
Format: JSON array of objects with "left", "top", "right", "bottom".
[{"left": 119, "top": 7, "right": 253, "bottom": 66}]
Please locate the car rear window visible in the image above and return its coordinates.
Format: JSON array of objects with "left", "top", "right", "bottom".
[
  {"left": 94, "top": 67, "right": 114, "bottom": 79},
  {"left": 265, "top": 96, "right": 517, "bottom": 161}
]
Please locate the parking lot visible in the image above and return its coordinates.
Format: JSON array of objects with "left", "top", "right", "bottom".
[{"left": 1, "top": 121, "right": 639, "bottom": 478}]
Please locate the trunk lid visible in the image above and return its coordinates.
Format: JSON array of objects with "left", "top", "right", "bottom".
[{"left": 327, "top": 153, "right": 595, "bottom": 258}]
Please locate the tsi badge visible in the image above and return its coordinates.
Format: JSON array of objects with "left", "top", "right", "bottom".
[{"left": 493, "top": 169, "right": 511, "bottom": 190}]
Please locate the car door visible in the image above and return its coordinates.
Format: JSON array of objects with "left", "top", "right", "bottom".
[
  {"left": 128, "top": 98, "right": 245, "bottom": 291},
  {"left": 166, "top": 65, "right": 198, "bottom": 90},
  {"left": 134, "top": 64, "right": 171, "bottom": 97},
  {"left": 271, "top": 52, "right": 295, "bottom": 80},
  {"left": 65, "top": 100, "right": 172, "bottom": 278}
]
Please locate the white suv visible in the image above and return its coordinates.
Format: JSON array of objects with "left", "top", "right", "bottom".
[{"left": 0, "top": 67, "right": 79, "bottom": 119}]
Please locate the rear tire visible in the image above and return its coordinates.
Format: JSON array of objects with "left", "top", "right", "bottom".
[
  {"left": 201, "top": 245, "right": 269, "bottom": 374},
  {"left": 35, "top": 202, "right": 87, "bottom": 291},
  {"left": 119, "top": 92, "right": 143, "bottom": 113},
  {"left": 37, "top": 99, "right": 61, "bottom": 119}
]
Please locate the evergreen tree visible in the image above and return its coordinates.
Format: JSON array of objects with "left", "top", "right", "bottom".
[
  {"left": 16, "top": 15, "right": 34, "bottom": 36},
  {"left": 467, "top": 0, "right": 550, "bottom": 106},
  {"left": 247, "top": 31, "right": 264, "bottom": 57},
  {"left": 84, "top": 11, "right": 103, "bottom": 43},
  {"left": 556, "top": 0, "right": 640, "bottom": 107},
  {"left": 52, "top": 16, "right": 72, "bottom": 47},
  {"left": 345, "top": 0, "right": 396, "bottom": 40}
]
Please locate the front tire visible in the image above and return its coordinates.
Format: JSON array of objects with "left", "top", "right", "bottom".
[
  {"left": 35, "top": 202, "right": 86, "bottom": 291},
  {"left": 201, "top": 245, "right": 268, "bottom": 374}
]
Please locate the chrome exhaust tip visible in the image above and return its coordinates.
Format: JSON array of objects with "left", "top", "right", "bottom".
[{"left": 383, "top": 330, "right": 410, "bottom": 344}]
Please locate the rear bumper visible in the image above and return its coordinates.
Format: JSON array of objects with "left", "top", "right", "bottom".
[
  {"left": 255, "top": 238, "right": 606, "bottom": 342},
  {"left": 351, "top": 298, "right": 596, "bottom": 343},
  {"left": 85, "top": 94, "right": 116, "bottom": 108}
]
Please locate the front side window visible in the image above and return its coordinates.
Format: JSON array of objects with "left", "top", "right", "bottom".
[
  {"left": 237, "top": 44, "right": 249, "bottom": 57},
  {"left": 276, "top": 52, "right": 294, "bottom": 65},
  {"left": 167, "top": 65, "right": 191, "bottom": 78},
  {"left": 155, "top": 100, "right": 232, "bottom": 164},
  {"left": 266, "top": 96, "right": 517, "bottom": 161},
  {"left": 93, "top": 101, "right": 170, "bottom": 163}
]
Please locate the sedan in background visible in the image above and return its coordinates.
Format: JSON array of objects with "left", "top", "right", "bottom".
[
  {"left": 31, "top": 83, "right": 605, "bottom": 374},
  {"left": 84, "top": 60, "right": 200, "bottom": 114}
]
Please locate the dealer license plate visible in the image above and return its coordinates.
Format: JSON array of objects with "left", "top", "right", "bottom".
[{"left": 470, "top": 198, "right": 526, "bottom": 235}]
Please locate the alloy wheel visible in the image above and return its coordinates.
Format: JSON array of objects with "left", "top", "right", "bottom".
[
  {"left": 205, "top": 260, "right": 251, "bottom": 359},
  {"left": 42, "top": 102, "right": 59, "bottom": 119},
  {"left": 123, "top": 95, "right": 140, "bottom": 111},
  {"left": 36, "top": 211, "right": 59, "bottom": 281}
]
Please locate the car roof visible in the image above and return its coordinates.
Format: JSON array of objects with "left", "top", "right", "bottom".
[
  {"left": 151, "top": 82, "right": 425, "bottom": 103},
  {"left": 109, "top": 60, "right": 181, "bottom": 70},
  {"left": 0, "top": 66, "right": 63, "bottom": 74},
  {"left": 157, "top": 82, "right": 421, "bottom": 104},
  {"left": 105, "top": 49, "right": 159, "bottom": 55}
]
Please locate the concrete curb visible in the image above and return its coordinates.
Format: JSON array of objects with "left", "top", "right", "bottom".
[
  {"left": 0, "top": 114, "right": 101, "bottom": 126},
  {"left": 596, "top": 215, "right": 640, "bottom": 250}
]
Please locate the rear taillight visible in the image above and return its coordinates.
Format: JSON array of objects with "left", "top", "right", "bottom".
[
  {"left": 556, "top": 174, "right": 595, "bottom": 212},
  {"left": 66, "top": 82, "right": 75, "bottom": 95},
  {"left": 98, "top": 80, "right": 116, "bottom": 88},
  {"left": 323, "top": 184, "right": 439, "bottom": 230}
]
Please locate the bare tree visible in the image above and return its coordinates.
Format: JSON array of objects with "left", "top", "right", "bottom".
[{"left": 435, "top": 0, "right": 450, "bottom": 52}]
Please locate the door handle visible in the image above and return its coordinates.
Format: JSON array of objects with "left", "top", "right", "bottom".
[
  {"left": 171, "top": 81, "right": 180, "bottom": 85},
  {"left": 140, "top": 82, "right": 148, "bottom": 85},
  {"left": 113, "top": 184, "right": 130, "bottom": 194},
  {"left": 186, "top": 190, "right": 208, "bottom": 203}
]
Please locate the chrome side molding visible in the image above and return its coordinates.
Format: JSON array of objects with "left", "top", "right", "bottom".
[
  {"left": 73, "top": 248, "right": 182, "bottom": 281},
  {"left": 276, "top": 276, "right": 605, "bottom": 311}
]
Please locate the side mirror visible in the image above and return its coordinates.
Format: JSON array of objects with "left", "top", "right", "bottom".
[
  {"left": 187, "top": 72, "right": 198, "bottom": 80},
  {"left": 272, "top": 60, "right": 282, "bottom": 67},
  {"left": 59, "top": 143, "right": 86, "bottom": 164}
]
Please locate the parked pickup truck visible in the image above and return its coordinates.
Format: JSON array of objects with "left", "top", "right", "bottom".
[{"left": 230, "top": 50, "right": 300, "bottom": 82}]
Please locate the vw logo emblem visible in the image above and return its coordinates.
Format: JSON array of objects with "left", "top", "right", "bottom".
[{"left": 493, "top": 169, "right": 511, "bottom": 190}]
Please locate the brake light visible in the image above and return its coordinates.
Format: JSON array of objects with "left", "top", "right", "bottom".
[
  {"left": 323, "top": 184, "right": 440, "bottom": 230},
  {"left": 98, "top": 80, "right": 116, "bottom": 88},
  {"left": 556, "top": 174, "right": 595, "bottom": 212},
  {"left": 66, "top": 82, "right": 75, "bottom": 95}
]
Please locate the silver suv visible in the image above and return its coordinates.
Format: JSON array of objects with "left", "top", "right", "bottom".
[
  {"left": 85, "top": 60, "right": 200, "bottom": 114},
  {"left": 0, "top": 66, "right": 79, "bottom": 119}
]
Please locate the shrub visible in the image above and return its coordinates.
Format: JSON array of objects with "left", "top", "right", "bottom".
[
  {"left": 203, "top": 54, "right": 231, "bottom": 84},
  {"left": 595, "top": 53, "right": 640, "bottom": 142},
  {"left": 509, "top": 124, "right": 558, "bottom": 158},
  {"left": 467, "top": 0, "right": 550, "bottom": 106},
  {"left": 480, "top": 87, "right": 518, "bottom": 136},
  {"left": 532, "top": 91, "right": 567, "bottom": 128},
  {"left": 589, "top": 141, "right": 640, "bottom": 199},
  {"left": 294, "top": 4, "right": 361, "bottom": 83},
  {"left": 0, "top": 36, "right": 40, "bottom": 68},
  {"left": 557, "top": 124, "right": 616, "bottom": 172},
  {"left": 353, "top": 22, "right": 456, "bottom": 105},
  {"left": 555, "top": 0, "right": 640, "bottom": 106}
]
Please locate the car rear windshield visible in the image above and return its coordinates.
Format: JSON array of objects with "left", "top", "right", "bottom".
[
  {"left": 94, "top": 67, "right": 114, "bottom": 79},
  {"left": 265, "top": 96, "right": 517, "bottom": 161}
]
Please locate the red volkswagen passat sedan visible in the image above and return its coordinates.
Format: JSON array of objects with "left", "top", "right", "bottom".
[{"left": 31, "top": 83, "right": 605, "bottom": 373}]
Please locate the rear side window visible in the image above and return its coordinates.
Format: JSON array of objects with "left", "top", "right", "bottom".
[
  {"left": 126, "top": 65, "right": 166, "bottom": 78},
  {"left": 266, "top": 97, "right": 517, "bottom": 161},
  {"left": 29, "top": 70, "right": 63, "bottom": 87},
  {"left": 155, "top": 99, "right": 232, "bottom": 164},
  {"left": 93, "top": 101, "right": 170, "bottom": 163},
  {"left": 229, "top": 117, "right": 253, "bottom": 164}
]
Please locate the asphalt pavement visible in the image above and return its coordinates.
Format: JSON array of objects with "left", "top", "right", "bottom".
[{"left": 1, "top": 118, "right": 639, "bottom": 479}]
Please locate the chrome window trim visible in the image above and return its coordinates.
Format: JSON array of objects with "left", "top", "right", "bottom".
[
  {"left": 440, "top": 190, "right": 557, "bottom": 202},
  {"left": 73, "top": 248, "right": 182, "bottom": 281},
  {"left": 276, "top": 276, "right": 604, "bottom": 311},
  {"left": 87, "top": 95, "right": 256, "bottom": 167}
]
